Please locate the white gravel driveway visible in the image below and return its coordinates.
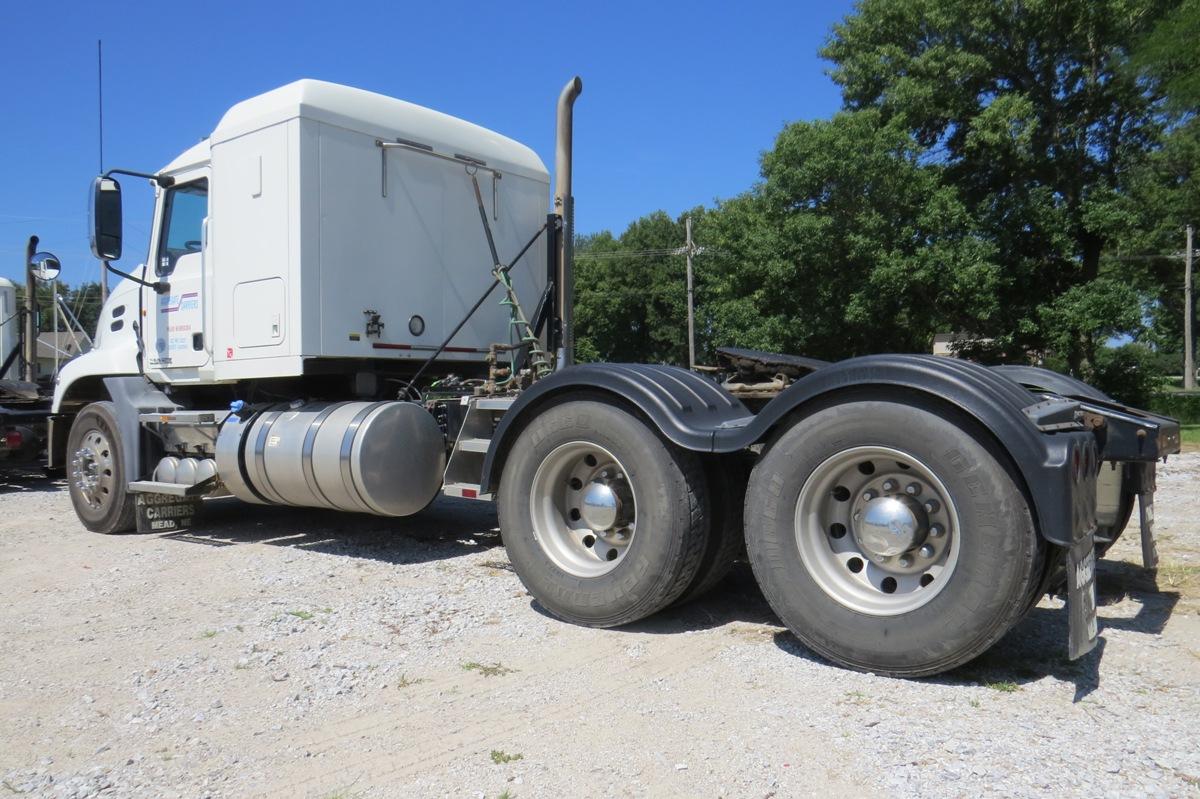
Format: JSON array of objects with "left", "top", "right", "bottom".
[{"left": 1, "top": 455, "right": 1198, "bottom": 798}]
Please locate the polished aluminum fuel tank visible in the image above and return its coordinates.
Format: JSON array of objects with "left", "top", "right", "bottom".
[{"left": 215, "top": 401, "right": 445, "bottom": 516}]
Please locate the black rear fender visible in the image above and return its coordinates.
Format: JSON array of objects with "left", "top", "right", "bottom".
[
  {"left": 482, "top": 357, "right": 1098, "bottom": 547},
  {"left": 479, "top": 363, "right": 748, "bottom": 494},
  {"left": 716, "top": 355, "right": 1097, "bottom": 547}
]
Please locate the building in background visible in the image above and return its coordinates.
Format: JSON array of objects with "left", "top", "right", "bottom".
[{"left": 36, "top": 331, "right": 89, "bottom": 378}]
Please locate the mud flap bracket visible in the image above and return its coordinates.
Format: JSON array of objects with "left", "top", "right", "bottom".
[{"left": 1134, "top": 462, "right": 1159, "bottom": 570}]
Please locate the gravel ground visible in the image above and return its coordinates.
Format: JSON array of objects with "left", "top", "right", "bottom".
[{"left": 1, "top": 454, "right": 1198, "bottom": 799}]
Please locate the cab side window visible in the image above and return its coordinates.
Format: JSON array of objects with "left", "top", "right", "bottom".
[{"left": 157, "top": 179, "right": 208, "bottom": 276}]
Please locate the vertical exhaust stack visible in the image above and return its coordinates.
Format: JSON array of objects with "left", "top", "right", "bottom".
[
  {"left": 23, "top": 235, "right": 39, "bottom": 383},
  {"left": 554, "top": 76, "right": 582, "bottom": 369}
]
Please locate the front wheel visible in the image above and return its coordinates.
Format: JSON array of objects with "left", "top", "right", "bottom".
[
  {"left": 744, "top": 396, "right": 1043, "bottom": 677},
  {"left": 497, "top": 399, "right": 710, "bottom": 627},
  {"left": 66, "top": 401, "right": 137, "bottom": 534}
]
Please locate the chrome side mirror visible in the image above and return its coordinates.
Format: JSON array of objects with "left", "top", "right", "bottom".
[{"left": 30, "top": 251, "right": 61, "bottom": 282}]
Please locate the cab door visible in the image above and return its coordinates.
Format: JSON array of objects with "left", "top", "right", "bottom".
[{"left": 146, "top": 178, "right": 209, "bottom": 371}]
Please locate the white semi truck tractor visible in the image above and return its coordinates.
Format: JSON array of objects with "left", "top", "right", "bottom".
[{"left": 51, "top": 78, "right": 1180, "bottom": 677}]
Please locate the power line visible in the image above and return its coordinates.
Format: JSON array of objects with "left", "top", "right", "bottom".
[
  {"left": 576, "top": 247, "right": 716, "bottom": 260},
  {"left": 1104, "top": 252, "right": 1197, "bottom": 261}
]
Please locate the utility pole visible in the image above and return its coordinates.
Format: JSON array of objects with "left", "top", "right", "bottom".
[
  {"left": 52, "top": 276, "right": 60, "bottom": 376},
  {"left": 23, "top": 235, "right": 38, "bottom": 382},
  {"left": 1186, "top": 224, "right": 1195, "bottom": 391},
  {"left": 685, "top": 215, "right": 696, "bottom": 370}
]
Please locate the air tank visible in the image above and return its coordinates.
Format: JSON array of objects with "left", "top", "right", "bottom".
[
  {"left": 215, "top": 401, "right": 445, "bottom": 516},
  {"left": 154, "top": 456, "right": 218, "bottom": 485}
]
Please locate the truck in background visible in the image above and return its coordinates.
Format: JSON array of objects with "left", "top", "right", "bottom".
[
  {"left": 1, "top": 245, "right": 65, "bottom": 468},
  {"left": 49, "top": 77, "right": 1180, "bottom": 677}
]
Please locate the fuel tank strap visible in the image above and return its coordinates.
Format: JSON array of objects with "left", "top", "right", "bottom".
[
  {"left": 252, "top": 411, "right": 288, "bottom": 505},
  {"left": 301, "top": 404, "right": 342, "bottom": 510},
  {"left": 338, "top": 402, "right": 388, "bottom": 515}
]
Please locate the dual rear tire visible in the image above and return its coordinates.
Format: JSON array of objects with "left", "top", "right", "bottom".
[
  {"left": 500, "top": 395, "right": 1044, "bottom": 677},
  {"left": 744, "top": 397, "right": 1043, "bottom": 677},
  {"left": 497, "top": 400, "right": 714, "bottom": 627}
]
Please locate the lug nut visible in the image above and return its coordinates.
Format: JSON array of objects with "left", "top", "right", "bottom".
[
  {"left": 905, "top": 482, "right": 921, "bottom": 496},
  {"left": 929, "top": 524, "right": 944, "bottom": 538},
  {"left": 919, "top": 544, "right": 935, "bottom": 558},
  {"left": 898, "top": 556, "right": 912, "bottom": 567},
  {"left": 863, "top": 489, "right": 877, "bottom": 501},
  {"left": 923, "top": 499, "right": 940, "bottom": 514},
  {"left": 882, "top": 479, "right": 897, "bottom": 492}
]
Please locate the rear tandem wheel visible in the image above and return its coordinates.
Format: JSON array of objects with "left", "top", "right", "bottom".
[
  {"left": 743, "top": 396, "right": 1045, "bottom": 677},
  {"left": 497, "top": 399, "right": 711, "bottom": 627}
]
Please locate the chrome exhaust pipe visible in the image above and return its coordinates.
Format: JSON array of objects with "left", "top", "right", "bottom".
[{"left": 555, "top": 76, "right": 582, "bottom": 369}]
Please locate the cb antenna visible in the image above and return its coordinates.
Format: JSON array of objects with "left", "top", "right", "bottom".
[
  {"left": 97, "top": 39, "right": 104, "bottom": 173},
  {"left": 98, "top": 39, "right": 108, "bottom": 301}
]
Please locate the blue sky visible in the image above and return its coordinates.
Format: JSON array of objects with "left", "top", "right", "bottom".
[{"left": 0, "top": 0, "right": 852, "bottom": 286}]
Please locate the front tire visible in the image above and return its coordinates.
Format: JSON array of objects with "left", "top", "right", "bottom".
[
  {"left": 744, "top": 396, "right": 1043, "bottom": 677},
  {"left": 497, "top": 399, "right": 709, "bottom": 627},
  {"left": 66, "top": 402, "right": 137, "bottom": 534}
]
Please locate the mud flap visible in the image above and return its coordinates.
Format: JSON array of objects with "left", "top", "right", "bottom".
[
  {"left": 135, "top": 493, "right": 202, "bottom": 533},
  {"left": 1135, "top": 463, "right": 1159, "bottom": 570},
  {"left": 1066, "top": 533, "right": 1099, "bottom": 660}
]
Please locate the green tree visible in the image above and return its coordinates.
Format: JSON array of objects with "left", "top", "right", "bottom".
[
  {"left": 702, "top": 110, "right": 1000, "bottom": 360},
  {"left": 820, "top": 0, "right": 1173, "bottom": 374},
  {"left": 1130, "top": 0, "right": 1200, "bottom": 113},
  {"left": 13, "top": 281, "right": 103, "bottom": 336},
  {"left": 575, "top": 0, "right": 1192, "bottom": 388},
  {"left": 574, "top": 211, "right": 694, "bottom": 364},
  {"left": 1119, "top": 0, "right": 1200, "bottom": 360}
]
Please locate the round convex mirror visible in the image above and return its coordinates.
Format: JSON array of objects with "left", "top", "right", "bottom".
[{"left": 30, "top": 252, "right": 62, "bottom": 282}]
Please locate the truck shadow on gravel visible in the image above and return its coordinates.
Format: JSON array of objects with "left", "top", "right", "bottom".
[
  {"left": 159, "top": 495, "right": 504, "bottom": 565},
  {"left": 784, "top": 559, "right": 1177, "bottom": 700},
  {"left": 536, "top": 562, "right": 789, "bottom": 634},
  {"left": 609, "top": 557, "right": 1180, "bottom": 701},
  {"left": 158, "top": 494, "right": 1184, "bottom": 698},
  {"left": 0, "top": 468, "right": 65, "bottom": 494}
]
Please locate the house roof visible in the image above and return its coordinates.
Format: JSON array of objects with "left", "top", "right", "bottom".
[{"left": 36, "top": 331, "right": 90, "bottom": 360}]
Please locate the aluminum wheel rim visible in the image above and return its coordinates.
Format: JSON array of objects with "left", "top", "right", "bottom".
[
  {"left": 529, "top": 441, "right": 637, "bottom": 578},
  {"left": 794, "top": 445, "right": 960, "bottom": 615},
  {"left": 71, "top": 427, "right": 116, "bottom": 511}
]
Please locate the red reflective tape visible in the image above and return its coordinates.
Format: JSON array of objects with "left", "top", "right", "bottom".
[
  {"left": 462, "top": 488, "right": 477, "bottom": 498},
  {"left": 371, "top": 342, "right": 413, "bottom": 350}
]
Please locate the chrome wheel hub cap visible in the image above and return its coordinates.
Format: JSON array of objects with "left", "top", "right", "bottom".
[
  {"left": 580, "top": 480, "right": 622, "bottom": 531},
  {"left": 530, "top": 442, "right": 637, "bottom": 578},
  {"left": 794, "top": 445, "right": 960, "bottom": 615},
  {"left": 856, "top": 495, "right": 926, "bottom": 557},
  {"left": 71, "top": 429, "right": 115, "bottom": 510}
]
